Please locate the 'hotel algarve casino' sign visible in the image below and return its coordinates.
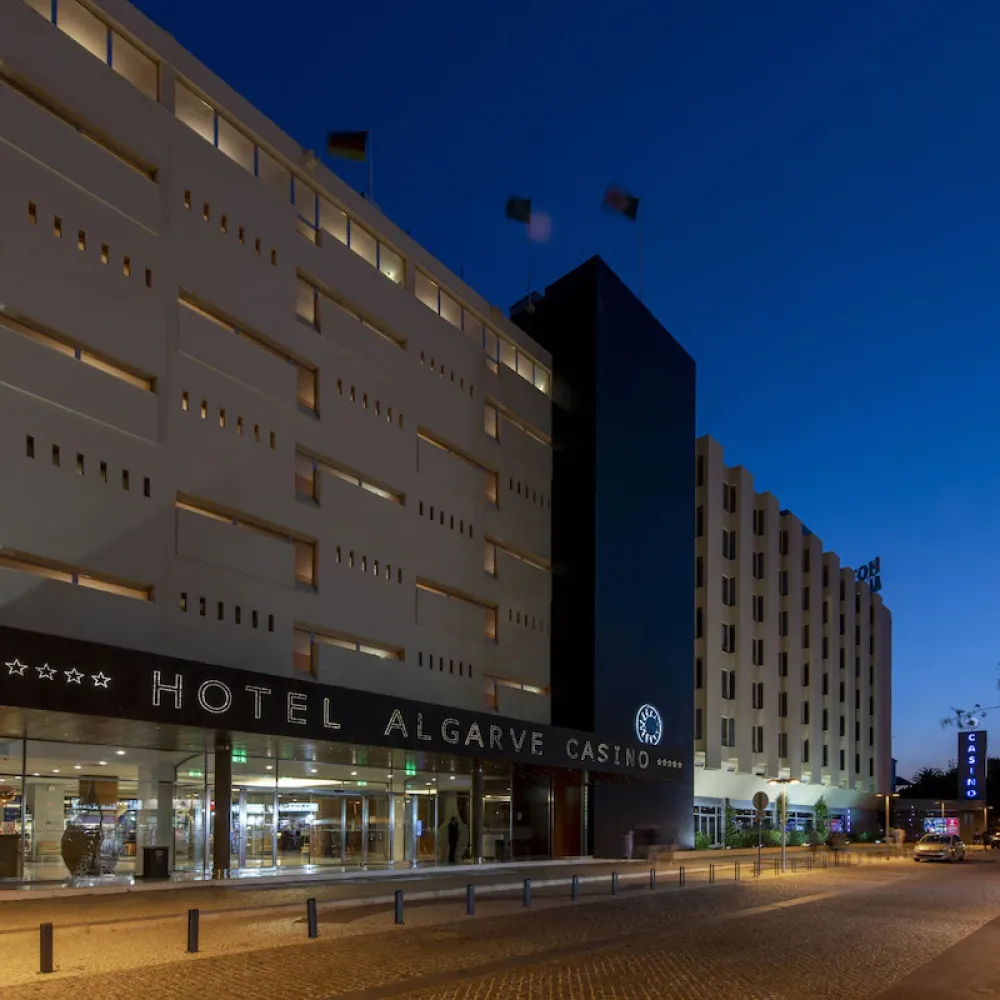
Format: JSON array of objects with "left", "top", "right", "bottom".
[{"left": 0, "top": 627, "right": 685, "bottom": 780}]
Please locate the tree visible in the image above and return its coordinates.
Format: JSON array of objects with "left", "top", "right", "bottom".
[
  {"left": 814, "top": 796, "right": 830, "bottom": 839},
  {"left": 724, "top": 801, "right": 739, "bottom": 848}
]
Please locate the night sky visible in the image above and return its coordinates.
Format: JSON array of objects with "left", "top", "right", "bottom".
[{"left": 130, "top": 0, "right": 1000, "bottom": 779}]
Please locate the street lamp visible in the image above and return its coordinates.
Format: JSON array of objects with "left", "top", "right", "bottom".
[
  {"left": 876, "top": 793, "right": 899, "bottom": 843},
  {"left": 767, "top": 777, "right": 800, "bottom": 873}
]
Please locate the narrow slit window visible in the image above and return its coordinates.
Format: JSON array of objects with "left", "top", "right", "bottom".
[
  {"left": 143, "top": 477, "right": 151, "bottom": 498},
  {"left": 75, "top": 453, "right": 84, "bottom": 475},
  {"left": 145, "top": 269, "right": 153, "bottom": 288},
  {"left": 200, "top": 400, "right": 207, "bottom": 419},
  {"left": 268, "top": 614, "right": 275, "bottom": 632},
  {"left": 53, "top": 217, "right": 62, "bottom": 238},
  {"left": 199, "top": 597, "right": 206, "bottom": 617},
  {"left": 239, "top": 226, "right": 246, "bottom": 244},
  {"left": 101, "top": 244, "right": 109, "bottom": 265},
  {"left": 254, "top": 238, "right": 261, "bottom": 255},
  {"left": 254, "top": 424, "right": 260, "bottom": 442},
  {"left": 236, "top": 417, "right": 243, "bottom": 435},
  {"left": 252, "top": 610, "right": 259, "bottom": 628},
  {"left": 51, "top": 444, "right": 60, "bottom": 467},
  {"left": 180, "top": 593, "right": 188, "bottom": 612},
  {"left": 77, "top": 231, "right": 86, "bottom": 251},
  {"left": 203, "top": 203, "right": 210, "bottom": 222},
  {"left": 25, "top": 435, "right": 34, "bottom": 458},
  {"left": 219, "top": 408, "right": 226, "bottom": 428},
  {"left": 99, "top": 461, "right": 107, "bottom": 482},
  {"left": 270, "top": 249, "right": 277, "bottom": 266},
  {"left": 336, "top": 546, "right": 341, "bottom": 563},
  {"left": 182, "top": 391, "right": 189, "bottom": 411},
  {"left": 122, "top": 470, "right": 130, "bottom": 490},
  {"left": 269, "top": 431, "right": 276, "bottom": 450},
  {"left": 349, "top": 551, "right": 355, "bottom": 568},
  {"left": 123, "top": 256, "right": 131, "bottom": 277},
  {"left": 217, "top": 601, "right": 224, "bottom": 621},
  {"left": 28, "top": 202, "right": 37, "bottom": 225},
  {"left": 235, "top": 606, "right": 242, "bottom": 624},
  {"left": 184, "top": 190, "right": 191, "bottom": 209},
  {"left": 220, "top": 214, "right": 228, "bottom": 233}
]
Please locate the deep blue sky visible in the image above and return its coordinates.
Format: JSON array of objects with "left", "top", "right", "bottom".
[{"left": 132, "top": 0, "right": 1000, "bottom": 779}]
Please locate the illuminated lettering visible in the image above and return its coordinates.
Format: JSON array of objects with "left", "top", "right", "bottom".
[
  {"left": 416, "top": 713, "right": 432, "bottom": 741},
  {"left": 245, "top": 685, "right": 271, "bottom": 720},
  {"left": 531, "top": 732, "right": 543, "bottom": 755},
  {"left": 510, "top": 729, "right": 527, "bottom": 753},
  {"left": 489, "top": 725, "right": 503, "bottom": 750},
  {"left": 581, "top": 741, "right": 595, "bottom": 761},
  {"left": 322, "top": 697, "right": 341, "bottom": 729},
  {"left": 286, "top": 692, "right": 307, "bottom": 725},
  {"left": 442, "top": 719, "right": 459, "bottom": 744},
  {"left": 152, "top": 671, "right": 183, "bottom": 709},
  {"left": 385, "top": 710, "right": 408, "bottom": 738},
  {"left": 465, "top": 722, "right": 485, "bottom": 748},
  {"left": 565, "top": 738, "right": 579, "bottom": 759},
  {"left": 197, "top": 680, "right": 232, "bottom": 715}
]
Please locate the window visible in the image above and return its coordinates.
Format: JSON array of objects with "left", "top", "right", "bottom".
[
  {"left": 822, "top": 673, "right": 829, "bottom": 696},
  {"left": 801, "top": 586, "right": 810, "bottom": 612},
  {"left": 839, "top": 681, "right": 845, "bottom": 703},
  {"left": 721, "top": 622, "right": 736, "bottom": 653},
  {"left": 695, "top": 607, "right": 703, "bottom": 639},
  {"left": 721, "top": 669, "right": 736, "bottom": 700},
  {"left": 721, "top": 716, "right": 736, "bottom": 748},
  {"left": 752, "top": 638, "right": 764, "bottom": 666},
  {"left": 753, "top": 507, "right": 765, "bottom": 536},
  {"left": 840, "top": 749, "right": 846, "bottom": 771},
  {"left": 778, "top": 651, "right": 788, "bottom": 677},
  {"left": 722, "top": 575, "right": 736, "bottom": 606},
  {"left": 802, "top": 624, "right": 810, "bottom": 648},
  {"left": 822, "top": 636, "right": 829, "bottom": 660},
  {"left": 695, "top": 556, "right": 704, "bottom": 588},
  {"left": 803, "top": 739, "right": 810, "bottom": 763},
  {"left": 722, "top": 481, "right": 737, "bottom": 513},
  {"left": 752, "top": 594, "right": 764, "bottom": 622},
  {"left": 752, "top": 681, "right": 764, "bottom": 710},
  {"left": 802, "top": 662, "right": 810, "bottom": 687},
  {"left": 869, "top": 726, "right": 874, "bottom": 747},
  {"left": 840, "top": 649, "right": 846, "bottom": 669},
  {"left": 25, "top": 435, "right": 34, "bottom": 458},
  {"left": 484, "top": 404, "right": 499, "bottom": 440},
  {"left": 722, "top": 528, "right": 736, "bottom": 560},
  {"left": 779, "top": 610, "right": 788, "bottom": 636},
  {"left": 869, "top": 695, "right": 874, "bottom": 717},
  {"left": 752, "top": 726, "right": 764, "bottom": 753},
  {"left": 802, "top": 702, "right": 810, "bottom": 725},
  {"left": 822, "top": 708, "right": 829, "bottom": 731},
  {"left": 869, "top": 757, "right": 874, "bottom": 777},
  {"left": 752, "top": 551, "right": 764, "bottom": 579},
  {"left": 696, "top": 506, "right": 704, "bottom": 538},
  {"left": 778, "top": 732, "right": 788, "bottom": 758},
  {"left": 695, "top": 708, "right": 703, "bottom": 741},
  {"left": 779, "top": 529, "right": 789, "bottom": 555},
  {"left": 696, "top": 454, "right": 705, "bottom": 487},
  {"left": 823, "top": 744, "right": 829, "bottom": 767},
  {"left": 695, "top": 658, "right": 703, "bottom": 689},
  {"left": 778, "top": 691, "right": 788, "bottom": 718},
  {"left": 855, "top": 689, "right": 861, "bottom": 710},
  {"left": 823, "top": 565, "right": 829, "bottom": 588},
  {"left": 779, "top": 570, "right": 789, "bottom": 596},
  {"left": 839, "top": 715, "right": 846, "bottom": 737},
  {"left": 802, "top": 548, "right": 811, "bottom": 573},
  {"left": 855, "top": 720, "right": 861, "bottom": 741}
]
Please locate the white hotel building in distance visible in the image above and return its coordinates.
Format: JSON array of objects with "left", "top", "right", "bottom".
[
  {"left": 694, "top": 436, "right": 892, "bottom": 843},
  {"left": 0, "top": 0, "right": 685, "bottom": 881}
]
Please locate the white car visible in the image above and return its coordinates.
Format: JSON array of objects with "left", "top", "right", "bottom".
[{"left": 913, "top": 834, "right": 965, "bottom": 863}]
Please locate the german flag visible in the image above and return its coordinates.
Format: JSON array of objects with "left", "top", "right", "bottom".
[
  {"left": 603, "top": 184, "right": 639, "bottom": 221},
  {"left": 327, "top": 130, "right": 368, "bottom": 162}
]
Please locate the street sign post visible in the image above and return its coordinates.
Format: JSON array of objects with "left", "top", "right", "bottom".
[{"left": 753, "top": 791, "right": 769, "bottom": 875}]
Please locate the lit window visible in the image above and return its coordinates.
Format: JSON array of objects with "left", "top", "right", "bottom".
[
  {"left": 378, "top": 244, "right": 403, "bottom": 284},
  {"left": 58, "top": 0, "right": 108, "bottom": 63},
  {"left": 175, "top": 81, "right": 215, "bottom": 143},
  {"left": 319, "top": 197, "right": 348, "bottom": 245},
  {"left": 348, "top": 223, "right": 377, "bottom": 268},
  {"left": 217, "top": 116, "right": 254, "bottom": 173},
  {"left": 415, "top": 271, "right": 439, "bottom": 312},
  {"left": 110, "top": 33, "right": 157, "bottom": 100}
]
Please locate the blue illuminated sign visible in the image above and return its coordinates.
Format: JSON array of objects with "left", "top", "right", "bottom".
[{"left": 958, "top": 730, "right": 987, "bottom": 802}]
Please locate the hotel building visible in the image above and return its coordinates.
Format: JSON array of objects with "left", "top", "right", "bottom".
[
  {"left": 0, "top": 0, "right": 684, "bottom": 880},
  {"left": 694, "top": 436, "right": 892, "bottom": 842}
]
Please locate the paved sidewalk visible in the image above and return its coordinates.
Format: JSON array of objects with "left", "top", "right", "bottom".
[{"left": 0, "top": 857, "right": 920, "bottom": 996}]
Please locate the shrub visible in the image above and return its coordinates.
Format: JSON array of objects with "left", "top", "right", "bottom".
[
  {"left": 694, "top": 831, "right": 712, "bottom": 851},
  {"left": 787, "top": 831, "right": 806, "bottom": 847}
]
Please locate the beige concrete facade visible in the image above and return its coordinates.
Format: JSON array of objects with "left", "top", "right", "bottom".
[
  {"left": 693, "top": 436, "right": 892, "bottom": 836},
  {"left": 0, "top": 0, "right": 552, "bottom": 723}
]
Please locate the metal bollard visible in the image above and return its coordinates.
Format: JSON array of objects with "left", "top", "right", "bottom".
[
  {"left": 709, "top": 863, "right": 716, "bottom": 884},
  {"left": 466, "top": 884, "right": 475, "bottom": 916},
  {"left": 612, "top": 872, "right": 619, "bottom": 895},
  {"left": 735, "top": 861, "right": 740, "bottom": 881},
  {"left": 774, "top": 858, "right": 779, "bottom": 875},
  {"left": 753, "top": 859, "right": 760, "bottom": 878},
  {"left": 39, "top": 922, "right": 54, "bottom": 974},
  {"left": 306, "top": 897, "right": 318, "bottom": 939},
  {"left": 678, "top": 865, "right": 686, "bottom": 887},
  {"left": 571, "top": 874, "right": 580, "bottom": 900},
  {"left": 187, "top": 909, "right": 199, "bottom": 954},
  {"left": 394, "top": 889, "right": 404, "bottom": 925},
  {"left": 523, "top": 878, "right": 531, "bottom": 907},
  {"left": 649, "top": 867, "right": 656, "bottom": 890}
]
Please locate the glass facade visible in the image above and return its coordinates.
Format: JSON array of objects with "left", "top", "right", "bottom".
[{"left": 0, "top": 735, "right": 542, "bottom": 881}]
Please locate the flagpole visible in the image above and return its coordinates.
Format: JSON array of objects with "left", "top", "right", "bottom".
[
  {"left": 637, "top": 212, "right": 644, "bottom": 302},
  {"left": 368, "top": 125, "right": 374, "bottom": 205}
]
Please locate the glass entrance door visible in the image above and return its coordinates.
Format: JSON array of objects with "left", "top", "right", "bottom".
[
  {"left": 366, "top": 796, "right": 391, "bottom": 866},
  {"left": 244, "top": 792, "right": 275, "bottom": 867},
  {"left": 344, "top": 796, "right": 364, "bottom": 865}
]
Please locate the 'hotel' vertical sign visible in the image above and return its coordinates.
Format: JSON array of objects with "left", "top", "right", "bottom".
[{"left": 958, "top": 730, "right": 987, "bottom": 802}]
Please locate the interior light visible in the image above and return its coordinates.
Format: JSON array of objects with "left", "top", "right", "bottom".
[
  {"left": 449, "top": 775, "right": 456, "bottom": 780},
  {"left": 351, "top": 771, "right": 357, "bottom": 776},
  {"left": 116, "top": 750, "right": 126, "bottom": 756},
  {"left": 265, "top": 765, "right": 273, "bottom": 771},
  {"left": 310, "top": 768, "right": 318, "bottom": 774},
  {"left": 98, "top": 761, "right": 107, "bottom": 766},
  {"left": 52, "top": 769, "right": 60, "bottom": 774},
  {"left": 74, "top": 765, "right": 81, "bottom": 770},
  {"left": 32, "top": 772, "right": 40, "bottom": 777}
]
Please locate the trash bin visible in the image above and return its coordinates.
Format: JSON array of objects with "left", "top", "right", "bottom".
[{"left": 141, "top": 846, "right": 170, "bottom": 879}]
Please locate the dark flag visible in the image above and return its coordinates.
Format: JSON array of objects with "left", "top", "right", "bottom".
[
  {"left": 505, "top": 197, "right": 532, "bottom": 224},
  {"left": 603, "top": 185, "right": 639, "bottom": 221},
  {"left": 327, "top": 130, "right": 369, "bottom": 162}
]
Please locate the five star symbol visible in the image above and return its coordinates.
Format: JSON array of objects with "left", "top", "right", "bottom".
[
  {"left": 91, "top": 672, "right": 110, "bottom": 689},
  {"left": 36, "top": 663, "right": 56, "bottom": 680},
  {"left": 4, "top": 657, "right": 112, "bottom": 689},
  {"left": 5, "top": 658, "right": 29, "bottom": 676},
  {"left": 64, "top": 668, "right": 84, "bottom": 684}
]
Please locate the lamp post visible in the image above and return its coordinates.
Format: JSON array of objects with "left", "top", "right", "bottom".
[
  {"left": 876, "top": 793, "right": 899, "bottom": 842},
  {"left": 767, "top": 777, "right": 800, "bottom": 873}
]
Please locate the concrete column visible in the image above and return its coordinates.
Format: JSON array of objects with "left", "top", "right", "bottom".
[
  {"left": 471, "top": 760, "right": 484, "bottom": 864},
  {"left": 135, "top": 764, "right": 175, "bottom": 876},
  {"left": 212, "top": 734, "right": 232, "bottom": 880}
]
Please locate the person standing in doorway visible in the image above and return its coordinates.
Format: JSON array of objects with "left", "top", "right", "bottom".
[{"left": 447, "top": 816, "right": 460, "bottom": 864}]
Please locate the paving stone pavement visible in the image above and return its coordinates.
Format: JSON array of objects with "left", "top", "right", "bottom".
[{"left": 0, "top": 858, "right": 988, "bottom": 999}]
